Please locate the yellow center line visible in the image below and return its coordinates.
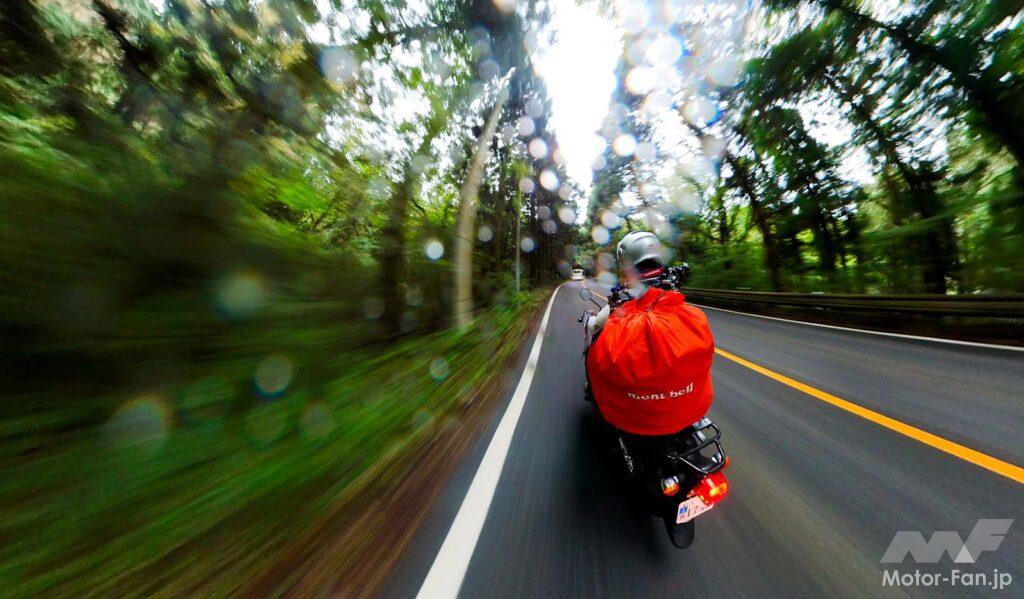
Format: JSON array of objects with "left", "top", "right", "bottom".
[
  {"left": 581, "top": 282, "right": 607, "bottom": 302},
  {"left": 714, "top": 347, "right": 1024, "bottom": 485},
  {"left": 577, "top": 283, "right": 1020, "bottom": 483}
]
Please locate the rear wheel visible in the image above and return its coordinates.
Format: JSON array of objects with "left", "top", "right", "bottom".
[{"left": 663, "top": 516, "right": 695, "bottom": 549}]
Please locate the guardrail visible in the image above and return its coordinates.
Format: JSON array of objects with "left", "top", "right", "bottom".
[
  {"left": 681, "top": 288, "right": 1024, "bottom": 318},
  {"left": 680, "top": 288, "right": 1024, "bottom": 346}
]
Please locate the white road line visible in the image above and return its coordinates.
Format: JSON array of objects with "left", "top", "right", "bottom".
[
  {"left": 416, "top": 283, "right": 567, "bottom": 599},
  {"left": 691, "top": 303, "right": 1024, "bottom": 352}
]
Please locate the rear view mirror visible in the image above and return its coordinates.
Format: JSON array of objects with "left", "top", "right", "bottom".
[{"left": 579, "top": 288, "right": 592, "bottom": 302}]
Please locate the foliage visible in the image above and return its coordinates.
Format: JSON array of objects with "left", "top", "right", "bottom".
[
  {"left": 585, "top": 0, "right": 1024, "bottom": 295},
  {"left": 0, "top": 0, "right": 574, "bottom": 593}
]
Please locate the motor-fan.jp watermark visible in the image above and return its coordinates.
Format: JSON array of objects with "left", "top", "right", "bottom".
[{"left": 881, "top": 519, "right": 1014, "bottom": 591}]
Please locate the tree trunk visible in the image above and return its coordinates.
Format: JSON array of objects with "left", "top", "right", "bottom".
[
  {"left": 453, "top": 86, "right": 509, "bottom": 328},
  {"left": 717, "top": 197, "right": 730, "bottom": 246},
  {"left": 693, "top": 122, "right": 784, "bottom": 287},
  {"left": 811, "top": 203, "right": 838, "bottom": 275},
  {"left": 379, "top": 177, "right": 415, "bottom": 334},
  {"left": 379, "top": 130, "right": 440, "bottom": 333},
  {"left": 727, "top": 154, "right": 784, "bottom": 290},
  {"left": 529, "top": 195, "right": 540, "bottom": 285},
  {"left": 514, "top": 191, "right": 521, "bottom": 293}
]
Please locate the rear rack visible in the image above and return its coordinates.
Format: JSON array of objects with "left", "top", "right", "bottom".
[{"left": 668, "top": 418, "right": 726, "bottom": 475}]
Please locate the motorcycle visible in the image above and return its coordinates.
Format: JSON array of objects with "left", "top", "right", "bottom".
[{"left": 577, "top": 267, "right": 730, "bottom": 549}]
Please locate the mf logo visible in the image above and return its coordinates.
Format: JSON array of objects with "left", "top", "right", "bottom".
[{"left": 882, "top": 519, "right": 1013, "bottom": 564}]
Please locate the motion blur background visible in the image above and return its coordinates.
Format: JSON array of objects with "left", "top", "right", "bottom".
[{"left": 1, "top": 0, "right": 1022, "bottom": 595}]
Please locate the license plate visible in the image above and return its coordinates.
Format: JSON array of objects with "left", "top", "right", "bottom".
[{"left": 676, "top": 496, "right": 713, "bottom": 523}]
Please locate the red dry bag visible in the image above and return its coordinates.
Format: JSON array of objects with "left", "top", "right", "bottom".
[{"left": 586, "top": 288, "right": 714, "bottom": 436}]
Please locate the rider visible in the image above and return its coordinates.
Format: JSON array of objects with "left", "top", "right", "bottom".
[
  {"left": 587, "top": 230, "right": 667, "bottom": 334},
  {"left": 584, "top": 230, "right": 715, "bottom": 437}
]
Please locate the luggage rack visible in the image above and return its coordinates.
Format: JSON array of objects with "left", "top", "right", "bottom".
[{"left": 667, "top": 418, "right": 726, "bottom": 475}]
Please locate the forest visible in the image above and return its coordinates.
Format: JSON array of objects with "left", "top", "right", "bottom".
[
  {"left": 1, "top": 0, "right": 1021, "bottom": 594},
  {"left": 589, "top": 0, "right": 1024, "bottom": 295}
]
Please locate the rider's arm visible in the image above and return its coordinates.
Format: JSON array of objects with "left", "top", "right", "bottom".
[{"left": 587, "top": 303, "right": 611, "bottom": 333}]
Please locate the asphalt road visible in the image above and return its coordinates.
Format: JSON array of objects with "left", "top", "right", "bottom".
[{"left": 384, "top": 282, "right": 1024, "bottom": 598}]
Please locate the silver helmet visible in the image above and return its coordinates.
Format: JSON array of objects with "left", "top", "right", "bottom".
[{"left": 616, "top": 231, "right": 665, "bottom": 274}]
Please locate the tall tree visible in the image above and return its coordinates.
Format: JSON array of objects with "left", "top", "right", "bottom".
[
  {"left": 771, "top": 0, "right": 1024, "bottom": 223},
  {"left": 453, "top": 86, "right": 510, "bottom": 327},
  {"left": 380, "top": 108, "right": 447, "bottom": 333}
]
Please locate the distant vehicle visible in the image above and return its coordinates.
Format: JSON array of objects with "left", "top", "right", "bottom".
[{"left": 571, "top": 268, "right": 584, "bottom": 280}]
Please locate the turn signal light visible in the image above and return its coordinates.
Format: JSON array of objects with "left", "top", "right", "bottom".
[
  {"left": 660, "top": 476, "right": 680, "bottom": 496},
  {"left": 694, "top": 471, "right": 729, "bottom": 506}
]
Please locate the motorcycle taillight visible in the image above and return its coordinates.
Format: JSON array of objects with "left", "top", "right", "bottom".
[{"left": 693, "top": 471, "right": 729, "bottom": 506}]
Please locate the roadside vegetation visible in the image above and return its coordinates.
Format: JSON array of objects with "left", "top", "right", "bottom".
[
  {"left": 586, "top": 1, "right": 1024, "bottom": 295},
  {"left": 3, "top": 283, "right": 541, "bottom": 594},
  {"left": 1, "top": 0, "right": 564, "bottom": 593}
]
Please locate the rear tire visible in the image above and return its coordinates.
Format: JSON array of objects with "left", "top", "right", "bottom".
[{"left": 663, "top": 517, "right": 695, "bottom": 549}]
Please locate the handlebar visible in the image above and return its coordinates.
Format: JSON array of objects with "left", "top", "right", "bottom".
[{"left": 607, "top": 263, "right": 691, "bottom": 309}]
